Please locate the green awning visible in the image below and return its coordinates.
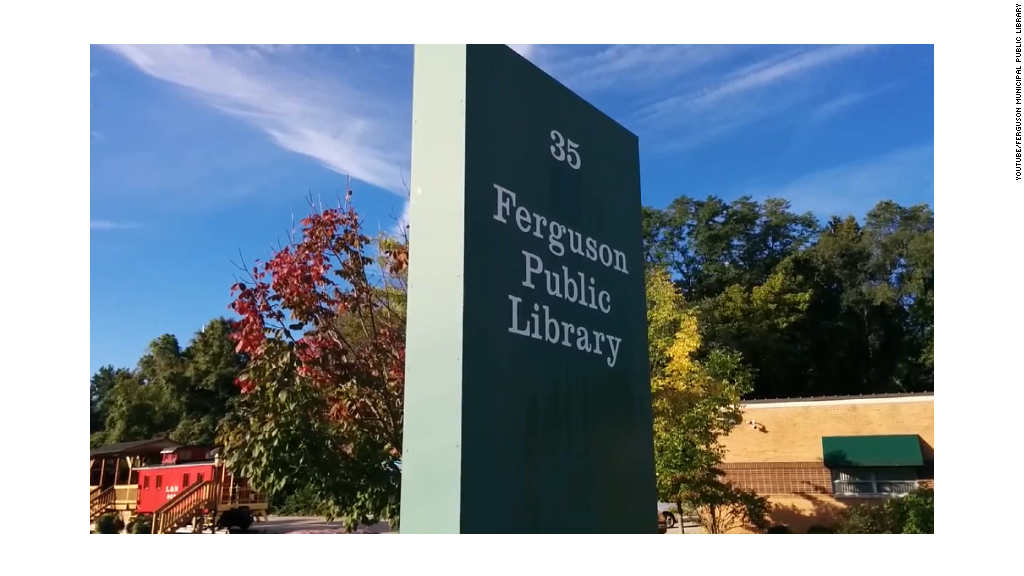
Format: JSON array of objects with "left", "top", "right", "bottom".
[{"left": 822, "top": 435, "right": 923, "bottom": 467}]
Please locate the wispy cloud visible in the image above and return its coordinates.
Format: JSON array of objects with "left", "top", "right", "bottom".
[
  {"left": 806, "top": 82, "right": 901, "bottom": 125},
  {"left": 91, "top": 220, "right": 140, "bottom": 230},
  {"left": 636, "top": 45, "right": 875, "bottom": 122},
  {"left": 539, "top": 44, "right": 736, "bottom": 94},
  {"left": 104, "top": 45, "right": 410, "bottom": 194},
  {"left": 692, "top": 45, "right": 872, "bottom": 109},
  {"left": 750, "top": 144, "right": 934, "bottom": 218}
]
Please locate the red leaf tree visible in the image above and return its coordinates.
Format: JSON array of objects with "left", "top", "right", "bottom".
[{"left": 222, "top": 194, "right": 407, "bottom": 529}]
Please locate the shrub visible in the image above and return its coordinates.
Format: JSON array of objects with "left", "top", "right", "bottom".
[
  {"left": 766, "top": 525, "right": 792, "bottom": 533},
  {"left": 273, "top": 484, "right": 331, "bottom": 517},
  {"left": 836, "top": 488, "right": 934, "bottom": 534},
  {"left": 96, "top": 513, "right": 125, "bottom": 534},
  {"left": 128, "top": 514, "right": 153, "bottom": 534},
  {"left": 890, "top": 488, "right": 934, "bottom": 534},
  {"left": 806, "top": 524, "right": 835, "bottom": 534}
]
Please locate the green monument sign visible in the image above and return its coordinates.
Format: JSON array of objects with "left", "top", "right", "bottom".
[{"left": 401, "top": 44, "right": 656, "bottom": 533}]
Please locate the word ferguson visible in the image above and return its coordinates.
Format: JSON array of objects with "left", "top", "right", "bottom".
[
  {"left": 492, "top": 183, "right": 627, "bottom": 368},
  {"left": 493, "top": 184, "right": 630, "bottom": 274}
]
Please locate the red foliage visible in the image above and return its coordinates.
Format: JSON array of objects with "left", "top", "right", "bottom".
[{"left": 228, "top": 201, "right": 407, "bottom": 449}]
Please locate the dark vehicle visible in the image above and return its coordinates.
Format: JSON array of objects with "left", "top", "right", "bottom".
[{"left": 658, "top": 502, "right": 677, "bottom": 529}]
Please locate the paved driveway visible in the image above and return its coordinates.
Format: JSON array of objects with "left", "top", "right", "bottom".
[{"left": 250, "top": 516, "right": 393, "bottom": 533}]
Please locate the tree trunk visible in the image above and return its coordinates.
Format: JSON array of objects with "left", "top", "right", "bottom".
[{"left": 675, "top": 499, "right": 685, "bottom": 534}]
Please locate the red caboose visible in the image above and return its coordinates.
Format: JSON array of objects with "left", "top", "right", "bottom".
[
  {"left": 136, "top": 446, "right": 218, "bottom": 513},
  {"left": 91, "top": 440, "right": 267, "bottom": 533}
]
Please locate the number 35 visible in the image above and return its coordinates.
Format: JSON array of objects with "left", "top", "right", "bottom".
[{"left": 550, "top": 130, "right": 581, "bottom": 170}]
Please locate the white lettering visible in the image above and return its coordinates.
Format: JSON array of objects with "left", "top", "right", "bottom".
[
  {"left": 560, "top": 321, "right": 575, "bottom": 347},
  {"left": 493, "top": 184, "right": 515, "bottom": 223},
  {"left": 543, "top": 305, "right": 560, "bottom": 343},
  {"left": 532, "top": 212, "right": 547, "bottom": 239},
  {"left": 605, "top": 336, "right": 622, "bottom": 367},
  {"left": 549, "top": 222, "right": 566, "bottom": 256},
  {"left": 508, "top": 295, "right": 531, "bottom": 336},
  {"left": 568, "top": 229, "right": 584, "bottom": 256},
  {"left": 492, "top": 183, "right": 630, "bottom": 275},
  {"left": 576, "top": 326, "right": 591, "bottom": 352},
  {"left": 562, "top": 266, "right": 578, "bottom": 303},
  {"left": 515, "top": 206, "right": 532, "bottom": 233},
  {"left": 496, "top": 183, "right": 630, "bottom": 369},
  {"left": 530, "top": 303, "right": 542, "bottom": 340},
  {"left": 522, "top": 250, "right": 542, "bottom": 289},
  {"left": 613, "top": 249, "right": 629, "bottom": 274},
  {"left": 545, "top": 269, "right": 562, "bottom": 298}
]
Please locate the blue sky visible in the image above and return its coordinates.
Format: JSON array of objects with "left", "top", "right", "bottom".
[{"left": 90, "top": 44, "right": 934, "bottom": 374}]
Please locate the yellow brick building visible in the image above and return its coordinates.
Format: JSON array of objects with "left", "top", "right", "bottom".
[{"left": 719, "top": 392, "right": 934, "bottom": 533}]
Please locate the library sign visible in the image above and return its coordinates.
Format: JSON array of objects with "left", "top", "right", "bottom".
[{"left": 401, "top": 45, "right": 656, "bottom": 534}]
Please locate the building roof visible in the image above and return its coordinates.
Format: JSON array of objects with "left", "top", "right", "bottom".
[
  {"left": 90, "top": 438, "right": 181, "bottom": 457},
  {"left": 742, "top": 391, "right": 934, "bottom": 405}
]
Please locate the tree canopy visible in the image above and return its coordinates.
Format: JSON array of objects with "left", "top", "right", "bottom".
[
  {"left": 643, "top": 195, "right": 933, "bottom": 398},
  {"left": 90, "top": 317, "right": 246, "bottom": 448},
  {"left": 221, "top": 198, "right": 408, "bottom": 530}
]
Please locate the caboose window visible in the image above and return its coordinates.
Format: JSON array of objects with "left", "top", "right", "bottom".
[
  {"left": 143, "top": 476, "right": 150, "bottom": 490},
  {"left": 156, "top": 475, "right": 162, "bottom": 489},
  {"left": 183, "top": 473, "right": 190, "bottom": 487},
  {"left": 197, "top": 473, "right": 204, "bottom": 483}
]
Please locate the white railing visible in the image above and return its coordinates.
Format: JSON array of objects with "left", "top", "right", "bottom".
[{"left": 833, "top": 480, "right": 919, "bottom": 497}]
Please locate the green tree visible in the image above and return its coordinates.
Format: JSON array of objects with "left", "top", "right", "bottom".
[
  {"left": 792, "top": 202, "right": 934, "bottom": 395},
  {"left": 699, "top": 257, "right": 813, "bottom": 398},
  {"left": 644, "top": 195, "right": 933, "bottom": 399},
  {"left": 98, "top": 368, "right": 178, "bottom": 445},
  {"left": 642, "top": 195, "right": 818, "bottom": 301},
  {"left": 91, "top": 365, "right": 133, "bottom": 437},
  {"left": 173, "top": 318, "right": 247, "bottom": 444},
  {"left": 646, "top": 268, "right": 755, "bottom": 528},
  {"left": 222, "top": 199, "right": 407, "bottom": 531},
  {"left": 681, "top": 472, "right": 771, "bottom": 534},
  {"left": 90, "top": 318, "right": 245, "bottom": 447}
]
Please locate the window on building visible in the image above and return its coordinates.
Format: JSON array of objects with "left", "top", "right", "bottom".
[
  {"left": 183, "top": 473, "right": 190, "bottom": 488},
  {"left": 143, "top": 476, "right": 150, "bottom": 490},
  {"left": 156, "top": 475, "right": 163, "bottom": 489},
  {"left": 197, "top": 473, "right": 204, "bottom": 484},
  {"left": 831, "top": 467, "right": 918, "bottom": 496}
]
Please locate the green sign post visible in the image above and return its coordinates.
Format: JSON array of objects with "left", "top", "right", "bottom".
[{"left": 401, "top": 44, "right": 656, "bottom": 533}]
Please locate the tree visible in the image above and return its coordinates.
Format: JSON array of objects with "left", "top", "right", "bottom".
[
  {"left": 646, "top": 268, "right": 756, "bottom": 530},
  {"left": 699, "top": 257, "right": 813, "bottom": 398},
  {"left": 222, "top": 197, "right": 408, "bottom": 530},
  {"left": 681, "top": 472, "right": 770, "bottom": 534},
  {"left": 90, "top": 318, "right": 245, "bottom": 447},
  {"left": 792, "top": 203, "right": 934, "bottom": 395},
  {"left": 642, "top": 195, "right": 818, "bottom": 301},
  {"left": 173, "top": 318, "right": 248, "bottom": 444},
  {"left": 644, "top": 194, "right": 933, "bottom": 399},
  {"left": 96, "top": 368, "right": 177, "bottom": 446},
  {"left": 91, "top": 365, "right": 133, "bottom": 438}
]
